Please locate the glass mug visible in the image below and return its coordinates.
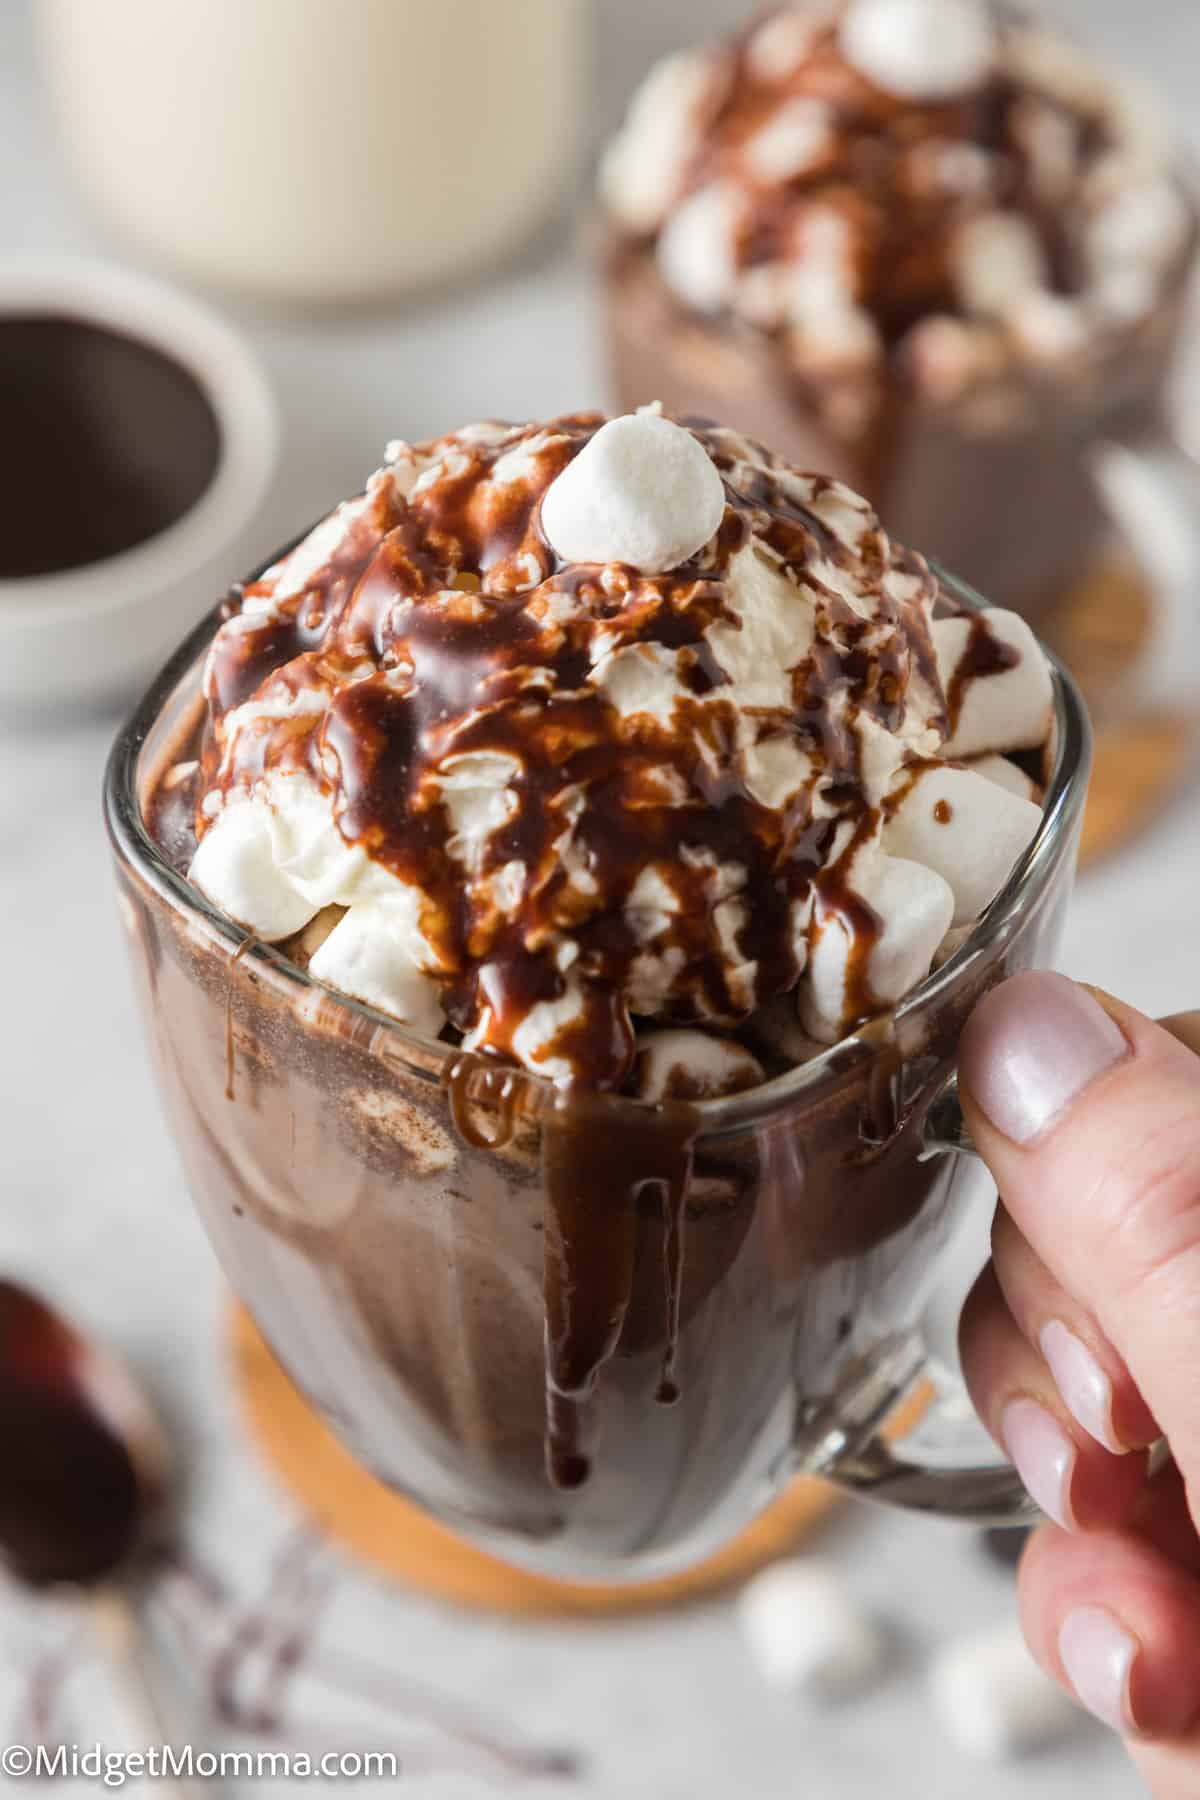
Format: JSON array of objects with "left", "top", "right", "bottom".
[{"left": 105, "top": 568, "right": 1090, "bottom": 1583}]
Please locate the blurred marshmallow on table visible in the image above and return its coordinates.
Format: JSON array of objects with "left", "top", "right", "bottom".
[
  {"left": 928, "top": 1623, "right": 1081, "bottom": 1759},
  {"left": 35, "top": 0, "right": 588, "bottom": 307}
]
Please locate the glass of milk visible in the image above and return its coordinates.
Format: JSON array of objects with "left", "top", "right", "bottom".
[{"left": 37, "top": 0, "right": 589, "bottom": 305}]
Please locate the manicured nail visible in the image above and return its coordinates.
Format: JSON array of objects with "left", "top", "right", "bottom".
[
  {"left": 1059, "top": 1607, "right": 1138, "bottom": 1734},
  {"left": 1002, "top": 1397, "right": 1076, "bottom": 1530},
  {"left": 961, "top": 972, "right": 1129, "bottom": 1145},
  {"left": 1040, "top": 1320, "right": 1123, "bottom": 1454}
]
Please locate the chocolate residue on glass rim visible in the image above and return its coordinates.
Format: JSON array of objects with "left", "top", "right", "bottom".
[{"left": 196, "top": 413, "right": 947, "bottom": 1094}]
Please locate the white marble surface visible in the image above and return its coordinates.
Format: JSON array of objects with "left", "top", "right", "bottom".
[{"left": 4, "top": 1, "right": 1200, "bottom": 1794}]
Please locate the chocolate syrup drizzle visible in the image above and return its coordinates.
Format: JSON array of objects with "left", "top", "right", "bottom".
[
  {"left": 197, "top": 415, "right": 942, "bottom": 1094},
  {"left": 539, "top": 1097, "right": 698, "bottom": 1488}
]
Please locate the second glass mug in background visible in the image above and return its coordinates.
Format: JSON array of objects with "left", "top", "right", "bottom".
[
  {"left": 605, "top": 177, "right": 1200, "bottom": 742},
  {"left": 106, "top": 573, "right": 1089, "bottom": 1583}
]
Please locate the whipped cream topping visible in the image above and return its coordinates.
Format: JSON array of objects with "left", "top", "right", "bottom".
[
  {"left": 188, "top": 410, "right": 1051, "bottom": 1091},
  {"left": 600, "top": 2, "right": 1192, "bottom": 386}
]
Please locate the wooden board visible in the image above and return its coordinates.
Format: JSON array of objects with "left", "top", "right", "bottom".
[{"left": 229, "top": 1305, "right": 841, "bottom": 1617}]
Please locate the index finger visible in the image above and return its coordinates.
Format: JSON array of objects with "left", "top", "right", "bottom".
[{"left": 958, "top": 975, "right": 1200, "bottom": 1496}]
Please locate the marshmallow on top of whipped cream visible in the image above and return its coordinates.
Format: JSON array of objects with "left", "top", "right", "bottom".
[
  {"left": 599, "top": 1, "right": 1192, "bottom": 382},
  {"left": 188, "top": 408, "right": 1053, "bottom": 1093}
]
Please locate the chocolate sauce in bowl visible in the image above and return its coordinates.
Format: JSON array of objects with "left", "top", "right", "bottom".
[{"left": 0, "top": 316, "right": 221, "bottom": 579}]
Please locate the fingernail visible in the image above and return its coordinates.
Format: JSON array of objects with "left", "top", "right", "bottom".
[
  {"left": 1002, "top": 1397, "right": 1077, "bottom": 1530},
  {"left": 1059, "top": 1607, "right": 1138, "bottom": 1734},
  {"left": 1040, "top": 1320, "right": 1124, "bottom": 1454},
  {"left": 961, "top": 972, "right": 1129, "bottom": 1145}
]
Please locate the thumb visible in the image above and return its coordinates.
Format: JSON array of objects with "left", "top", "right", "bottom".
[{"left": 959, "top": 973, "right": 1200, "bottom": 1490}]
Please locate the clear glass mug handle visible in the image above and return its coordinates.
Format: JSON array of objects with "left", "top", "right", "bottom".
[
  {"left": 821, "top": 434, "right": 1200, "bottom": 1528},
  {"left": 1090, "top": 431, "right": 1200, "bottom": 715},
  {"left": 822, "top": 1074, "right": 1042, "bottom": 1527}
]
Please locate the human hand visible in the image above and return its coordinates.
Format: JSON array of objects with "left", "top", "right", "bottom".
[{"left": 957, "top": 972, "right": 1200, "bottom": 1796}]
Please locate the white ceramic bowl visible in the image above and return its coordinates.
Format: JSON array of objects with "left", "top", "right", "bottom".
[{"left": 0, "top": 258, "right": 277, "bottom": 712}]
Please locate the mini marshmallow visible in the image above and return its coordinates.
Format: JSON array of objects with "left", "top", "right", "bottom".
[
  {"left": 597, "top": 48, "right": 722, "bottom": 233},
  {"left": 1090, "top": 264, "right": 1158, "bottom": 325},
  {"left": 737, "top": 1560, "right": 888, "bottom": 1698},
  {"left": 933, "top": 609, "right": 1054, "bottom": 760},
  {"left": 928, "top": 1623, "right": 1079, "bottom": 1759},
  {"left": 800, "top": 853, "right": 954, "bottom": 1041},
  {"left": 746, "top": 6, "right": 833, "bottom": 83},
  {"left": 540, "top": 413, "right": 727, "bottom": 575},
  {"left": 903, "top": 317, "right": 1004, "bottom": 404},
  {"left": 840, "top": 0, "right": 996, "bottom": 101},
  {"left": 309, "top": 904, "right": 444, "bottom": 1036},
  {"left": 435, "top": 751, "right": 521, "bottom": 872},
  {"left": 884, "top": 766, "right": 1042, "bottom": 925},
  {"left": 1005, "top": 25, "right": 1107, "bottom": 115},
  {"left": 906, "top": 140, "right": 995, "bottom": 200},
  {"left": 1011, "top": 97, "right": 1079, "bottom": 206},
  {"left": 189, "top": 800, "right": 319, "bottom": 942},
  {"left": 967, "top": 753, "right": 1039, "bottom": 803},
  {"left": 743, "top": 98, "right": 834, "bottom": 183},
  {"left": 953, "top": 213, "right": 1046, "bottom": 319},
  {"left": 264, "top": 772, "right": 400, "bottom": 911},
  {"left": 635, "top": 1030, "right": 764, "bottom": 1102},
  {"left": 592, "top": 641, "right": 685, "bottom": 727},
  {"left": 655, "top": 181, "right": 743, "bottom": 315},
  {"left": 1005, "top": 290, "right": 1090, "bottom": 363},
  {"left": 1086, "top": 175, "right": 1190, "bottom": 274},
  {"left": 788, "top": 301, "right": 882, "bottom": 373},
  {"left": 737, "top": 258, "right": 853, "bottom": 332}
]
